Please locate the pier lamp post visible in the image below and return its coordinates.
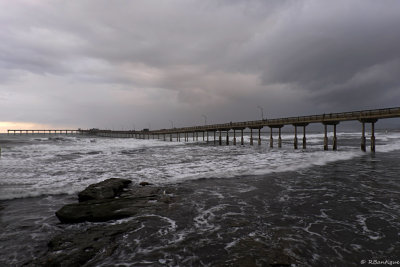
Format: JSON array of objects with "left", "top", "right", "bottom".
[
  {"left": 202, "top": 114, "right": 207, "bottom": 125},
  {"left": 257, "top": 105, "right": 264, "bottom": 120},
  {"left": 169, "top": 120, "right": 174, "bottom": 128}
]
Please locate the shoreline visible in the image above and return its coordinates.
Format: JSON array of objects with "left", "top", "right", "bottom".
[{"left": 1, "top": 139, "right": 400, "bottom": 266}]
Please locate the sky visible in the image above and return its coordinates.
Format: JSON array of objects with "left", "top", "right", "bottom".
[{"left": 1, "top": 0, "right": 400, "bottom": 132}]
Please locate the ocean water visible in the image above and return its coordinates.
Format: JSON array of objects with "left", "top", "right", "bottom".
[{"left": 0, "top": 131, "right": 399, "bottom": 266}]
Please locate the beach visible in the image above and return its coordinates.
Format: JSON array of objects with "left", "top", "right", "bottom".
[{"left": 1, "top": 132, "right": 400, "bottom": 266}]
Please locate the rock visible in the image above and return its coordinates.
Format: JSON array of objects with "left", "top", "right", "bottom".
[
  {"left": 78, "top": 178, "right": 131, "bottom": 202},
  {"left": 56, "top": 182, "right": 174, "bottom": 223},
  {"left": 33, "top": 222, "right": 140, "bottom": 266},
  {"left": 139, "top": 181, "right": 152, "bottom": 186},
  {"left": 38, "top": 184, "right": 177, "bottom": 265},
  {"left": 56, "top": 198, "right": 145, "bottom": 223}
]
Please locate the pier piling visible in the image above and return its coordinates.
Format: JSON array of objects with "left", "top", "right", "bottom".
[
  {"left": 371, "top": 122, "right": 376, "bottom": 153},
  {"left": 214, "top": 131, "right": 216, "bottom": 145},
  {"left": 270, "top": 128, "right": 273, "bottom": 148},
  {"left": 324, "top": 124, "right": 328, "bottom": 151},
  {"left": 333, "top": 124, "right": 337, "bottom": 151},
  {"left": 278, "top": 127, "right": 282, "bottom": 148},
  {"left": 361, "top": 122, "right": 366, "bottom": 152}
]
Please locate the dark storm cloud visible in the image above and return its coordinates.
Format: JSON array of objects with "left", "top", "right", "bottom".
[{"left": 0, "top": 0, "right": 399, "bottom": 129}]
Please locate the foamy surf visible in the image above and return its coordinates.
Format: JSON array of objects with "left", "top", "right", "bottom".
[{"left": 1, "top": 131, "right": 399, "bottom": 200}]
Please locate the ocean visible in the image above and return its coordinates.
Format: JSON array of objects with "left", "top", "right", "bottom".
[{"left": 0, "top": 131, "right": 399, "bottom": 266}]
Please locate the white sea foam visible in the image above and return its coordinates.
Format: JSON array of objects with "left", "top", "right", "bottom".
[{"left": 1, "top": 131, "right": 400, "bottom": 200}]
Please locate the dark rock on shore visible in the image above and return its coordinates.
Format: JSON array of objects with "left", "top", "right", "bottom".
[
  {"left": 55, "top": 178, "right": 174, "bottom": 223},
  {"left": 35, "top": 179, "right": 177, "bottom": 265},
  {"left": 78, "top": 178, "right": 131, "bottom": 202},
  {"left": 35, "top": 221, "right": 142, "bottom": 267}
]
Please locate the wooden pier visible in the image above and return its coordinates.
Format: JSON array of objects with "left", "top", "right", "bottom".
[
  {"left": 8, "top": 107, "right": 400, "bottom": 152},
  {"left": 7, "top": 129, "right": 80, "bottom": 135}
]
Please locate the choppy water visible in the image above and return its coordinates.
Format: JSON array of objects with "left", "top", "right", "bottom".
[{"left": 1, "top": 131, "right": 400, "bottom": 266}]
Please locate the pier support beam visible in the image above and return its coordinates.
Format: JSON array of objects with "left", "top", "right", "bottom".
[
  {"left": 361, "top": 122, "right": 366, "bottom": 152},
  {"left": 333, "top": 124, "right": 337, "bottom": 151},
  {"left": 360, "top": 119, "right": 378, "bottom": 152},
  {"left": 193, "top": 132, "right": 195, "bottom": 142},
  {"left": 241, "top": 129, "right": 244, "bottom": 145},
  {"left": 196, "top": 132, "right": 198, "bottom": 141},
  {"left": 233, "top": 129, "right": 236, "bottom": 145},
  {"left": 258, "top": 128, "right": 261, "bottom": 146},
  {"left": 270, "top": 128, "right": 273, "bottom": 148},
  {"left": 371, "top": 122, "right": 375, "bottom": 153},
  {"left": 203, "top": 131, "right": 205, "bottom": 141},
  {"left": 278, "top": 127, "right": 282, "bottom": 148},
  {"left": 292, "top": 123, "right": 308, "bottom": 150},
  {"left": 226, "top": 130, "right": 229, "bottom": 145},
  {"left": 250, "top": 128, "right": 253, "bottom": 146},
  {"left": 219, "top": 130, "right": 222, "bottom": 145},
  {"left": 206, "top": 131, "right": 209, "bottom": 143},
  {"left": 170, "top": 133, "right": 172, "bottom": 142},
  {"left": 324, "top": 124, "right": 328, "bottom": 151},
  {"left": 213, "top": 131, "right": 216, "bottom": 145},
  {"left": 322, "top": 121, "right": 339, "bottom": 151}
]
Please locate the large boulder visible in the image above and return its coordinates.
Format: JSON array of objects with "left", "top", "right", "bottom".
[
  {"left": 34, "top": 222, "right": 141, "bottom": 266},
  {"left": 56, "top": 179, "right": 173, "bottom": 223},
  {"left": 56, "top": 198, "right": 145, "bottom": 223},
  {"left": 78, "top": 178, "right": 132, "bottom": 202}
]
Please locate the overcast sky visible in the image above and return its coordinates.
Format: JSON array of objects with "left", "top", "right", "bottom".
[{"left": 1, "top": 0, "right": 399, "bottom": 131}]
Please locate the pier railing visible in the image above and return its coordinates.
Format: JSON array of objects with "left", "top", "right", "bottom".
[{"left": 150, "top": 107, "right": 400, "bottom": 133}]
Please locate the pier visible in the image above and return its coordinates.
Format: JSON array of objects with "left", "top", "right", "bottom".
[
  {"left": 7, "top": 129, "right": 80, "bottom": 135},
  {"left": 8, "top": 107, "right": 400, "bottom": 152}
]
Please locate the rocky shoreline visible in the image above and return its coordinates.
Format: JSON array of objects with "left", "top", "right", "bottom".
[
  {"left": 26, "top": 178, "right": 295, "bottom": 267},
  {"left": 31, "top": 178, "right": 177, "bottom": 266},
  {"left": 55, "top": 178, "right": 173, "bottom": 223}
]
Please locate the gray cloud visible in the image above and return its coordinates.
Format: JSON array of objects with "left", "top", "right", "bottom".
[{"left": 0, "top": 0, "right": 399, "bottom": 130}]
